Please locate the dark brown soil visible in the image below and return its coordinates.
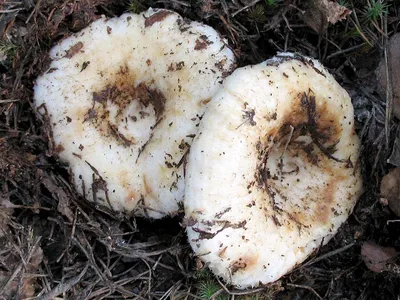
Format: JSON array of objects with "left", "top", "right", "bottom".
[{"left": 0, "top": 0, "right": 399, "bottom": 299}]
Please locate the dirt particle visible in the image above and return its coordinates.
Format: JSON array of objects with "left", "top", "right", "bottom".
[
  {"left": 144, "top": 10, "right": 174, "bottom": 27},
  {"left": 64, "top": 42, "right": 84, "bottom": 59},
  {"left": 54, "top": 144, "right": 65, "bottom": 153},
  {"left": 202, "top": 98, "right": 212, "bottom": 105},
  {"left": 194, "top": 35, "right": 213, "bottom": 50}
]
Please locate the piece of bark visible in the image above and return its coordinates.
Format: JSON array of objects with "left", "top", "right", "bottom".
[{"left": 376, "top": 33, "right": 400, "bottom": 119}]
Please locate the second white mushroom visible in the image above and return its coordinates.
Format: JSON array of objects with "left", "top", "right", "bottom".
[{"left": 184, "top": 53, "right": 362, "bottom": 288}]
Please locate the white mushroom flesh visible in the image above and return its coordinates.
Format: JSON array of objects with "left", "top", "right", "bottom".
[
  {"left": 185, "top": 53, "right": 362, "bottom": 288},
  {"left": 34, "top": 8, "right": 235, "bottom": 218}
]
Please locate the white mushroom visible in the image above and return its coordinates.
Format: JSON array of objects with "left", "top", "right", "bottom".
[
  {"left": 184, "top": 53, "right": 363, "bottom": 288},
  {"left": 34, "top": 8, "right": 235, "bottom": 218}
]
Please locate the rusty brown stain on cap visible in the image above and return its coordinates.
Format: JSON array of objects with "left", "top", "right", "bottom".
[
  {"left": 230, "top": 254, "right": 259, "bottom": 275},
  {"left": 125, "top": 190, "right": 136, "bottom": 203},
  {"left": 54, "top": 144, "right": 65, "bottom": 153},
  {"left": 316, "top": 175, "right": 345, "bottom": 224}
]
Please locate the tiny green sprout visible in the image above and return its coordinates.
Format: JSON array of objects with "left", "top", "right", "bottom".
[
  {"left": 338, "top": 0, "right": 350, "bottom": 8},
  {"left": 198, "top": 279, "right": 228, "bottom": 300},
  {"left": 196, "top": 268, "right": 214, "bottom": 280},
  {"left": 265, "top": 0, "right": 280, "bottom": 7},
  {"left": 0, "top": 40, "right": 17, "bottom": 63},
  {"left": 127, "top": 0, "right": 144, "bottom": 13},
  {"left": 364, "top": 0, "right": 389, "bottom": 22}
]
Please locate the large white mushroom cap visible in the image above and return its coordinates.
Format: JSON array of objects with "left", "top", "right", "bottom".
[
  {"left": 185, "top": 53, "right": 362, "bottom": 288},
  {"left": 34, "top": 8, "right": 235, "bottom": 218}
]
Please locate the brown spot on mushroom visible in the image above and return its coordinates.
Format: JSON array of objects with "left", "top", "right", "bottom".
[
  {"left": 276, "top": 91, "right": 342, "bottom": 156},
  {"left": 144, "top": 10, "right": 174, "bottom": 27},
  {"left": 84, "top": 68, "right": 167, "bottom": 147},
  {"left": 315, "top": 175, "right": 345, "bottom": 224},
  {"left": 218, "top": 246, "right": 228, "bottom": 258},
  {"left": 64, "top": 42, "right": 84, "bottom": 59},
  {"left": 168, "top": 61, "right": 185, "bottom": 72},
  {"left": 125, "top": 190, "right": 136, "bottom": 203},
  {"left": 135, "top": 83, "right": 166, "bottom": 118},
  {"left": 254, "top": 90, "right": 348, "bottom": 229},
  {"left": 202, "top": 98, "right": 212, "bottom": 105},
  {"left": 54, "top": 144, "right": 65, "bottom": 153},
  {"left": 230, "top": 254, "right": 259, "bottom": 275},
  {"left": 168, "top": 63, "right": 175, "bottom": 72},
  {"left": 194, "top": 35, "right": 213, "bottom": 51},
  {"left": 215, "top": 59, "right": 226, "bottom": 70}
]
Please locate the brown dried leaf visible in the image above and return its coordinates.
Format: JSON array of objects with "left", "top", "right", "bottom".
[
  {"left": 0, "top": 245, "right": 43, "bottom": 299},
  {"left": 302, "top": 0, "right": 352, "bottom": 33},
  {"left": 361, "top": 241, "right": 398, "bottom": 273},
  {"left": 42, "top": 177, "right": 74, "bottom": 222},
  {"left": 380, "top": 167, "right": 400, "bottom": 216},
  {"left": 325, "top": 1, "right": 351, "bottom": 24}
]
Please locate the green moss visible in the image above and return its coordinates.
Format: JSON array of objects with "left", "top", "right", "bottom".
[
  {"left": 364, "top": 0, "right": 389, "bottom": 21},
  {"left": 198, "top": 279, "right": 228, "bottom": 300},
  {"left": 0, "top": 40, "right": 17, "bottom": 64}
]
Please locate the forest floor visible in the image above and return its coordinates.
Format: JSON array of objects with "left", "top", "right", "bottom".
[{"left": 0, "top": 0, "right": 399, "bottom": 299}]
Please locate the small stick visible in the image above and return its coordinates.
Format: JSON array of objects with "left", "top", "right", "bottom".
[
  {"left": 232, "top": 0, "right": 261, "bottom": 17},
  {"left": 37, "top": 264, "right": 89, "bottom": 300},
  {"left": 301, "top": 242, "right": 356, "bottom": 268}
]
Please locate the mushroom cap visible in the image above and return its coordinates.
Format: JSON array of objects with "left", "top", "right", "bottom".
[
  {"left": 184, "top": 53, "right": 362, "bottom": 288},
  {"left": 34, "top": 8, "right": 235, "bottom": 218}
]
